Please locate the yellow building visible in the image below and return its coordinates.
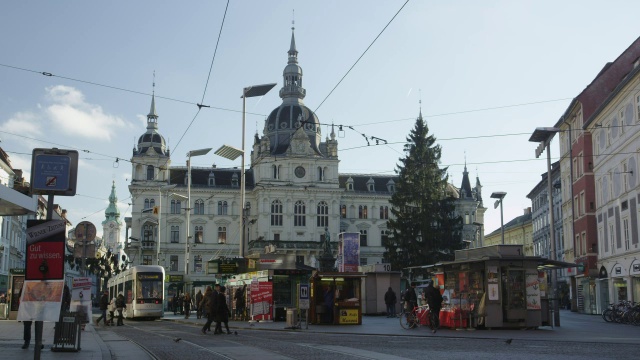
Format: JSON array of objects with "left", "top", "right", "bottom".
[{"left": 484, "top": 209, "right": 533, "bottom": 255}]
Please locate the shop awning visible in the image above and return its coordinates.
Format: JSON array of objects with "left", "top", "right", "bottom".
[
  {"left": 0, "top": 186, "right": 36, "bottom": 216},
  {"left": 537, "top": 258, "right": 578, "bottom": 270},
  {"left": 418, "top": 256, "right": 578, "bottom": 271}
]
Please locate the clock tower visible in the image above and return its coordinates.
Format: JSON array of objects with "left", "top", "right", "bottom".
[{"left": 102, "top": 180, "right": 123, "bottom": 253}]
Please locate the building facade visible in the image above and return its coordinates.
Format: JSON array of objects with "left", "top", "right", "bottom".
[
  {"left": 126, "top": 27, "right": 485, "bottom": 290},
  {"left": 585, "top": 50, "right": 640, "bottom": 310},
  {"left": 484, "top": 208, "right": 533, "bottom": 252}
]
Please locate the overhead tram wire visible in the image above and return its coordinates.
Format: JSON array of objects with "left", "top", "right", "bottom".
[
  {"left": 158, "top": 0, "right": 230, "bottom": 153},
  {"left": 314, "top": 0, "right": 410, "bottom": 113}
]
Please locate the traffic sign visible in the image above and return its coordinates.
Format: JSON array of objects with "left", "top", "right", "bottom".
[
  {"left": 30, "top": 148, "right": 78, "bottom": 196},
  {"left": 299, "top": 284, "right": 309, "bottom": 310},
  {"left": 75, "top": 221, "right": 96, "bottom": 241}
]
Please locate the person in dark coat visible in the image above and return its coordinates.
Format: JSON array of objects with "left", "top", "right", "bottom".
[
  {"left": 172, "top": 294, "right": 178, "bottom": 315},
  {"left": 195, "top": 290, "right": 203, "bottom": 319},
  {"left": 115, "top": 292, "right": 126, "bottom": 326},
  {"left": 423, "top": 282, "right": 443, "bottom": 333},
  {"left": 403, "top": 283, "right": 418, "bottom": 311},
  {"left": 184, "top": 292, "right": 192, "bottom": 319},
  {"left": 234, "top": 285, "right": 246, "bottom": 320},
  {"left": 384, "top": 287, "right": 397, "bottom": 317},
  {"left": 214, "top": 286, "right": 231, "bottom": 334},
  {"left": 95, "top": 290, "right": 109, "bottom": 326},
  {"left": 201, "top": 285, "right": 218, "bottom": 334}
]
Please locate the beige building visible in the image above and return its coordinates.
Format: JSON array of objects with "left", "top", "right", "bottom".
[{"left": 484, "top": 208, "right": 533, "bottom": 255}]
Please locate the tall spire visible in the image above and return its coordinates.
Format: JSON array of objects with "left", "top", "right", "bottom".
[
  {"left": 147, "top": 72, "right": 159, "bottom": 129},
  {"left": 279, "top": 20, "right": 306, "bottom": 103},
  {"left": 460, "top": 156, "right": 473, "bottom": 199},
  {"left": 104, "top": 180, "right": 121, "bottom": 222}
]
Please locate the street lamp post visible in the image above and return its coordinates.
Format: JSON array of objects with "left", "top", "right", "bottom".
[
  {"left": 530, "top": 127, "right": 561, "bottom": 327},
  {"left": 184, "top": 149, "right": 212, "bottom": 277},
  {"left": 490, "top": 192, "right": 507, "bottom": 245},
  {"left": 157, "top": 184, "right": 177, "bottom": 266},
  {"left": 216, "top": 83, "right": 276, "bottom": 258}
]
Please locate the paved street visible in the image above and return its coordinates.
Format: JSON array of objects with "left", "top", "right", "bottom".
[{"left": 2, "top": 310, "right": 640, "bottom": 359}]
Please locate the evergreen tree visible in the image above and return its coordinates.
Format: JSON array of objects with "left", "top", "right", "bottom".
[{"left": 384, "top": 112, "right": 463, "bottom": 271}]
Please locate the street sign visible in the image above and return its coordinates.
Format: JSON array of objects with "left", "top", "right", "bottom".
[
  {"left": 30, "top": 148, "right": 79, "bottom": 196},
  {"left": 299, "top": 284, "right": 309, "bottom": 310},
  {"left": 25, "top": 220, "right": 66, "bottom": 281},
  {"left": 75, "top": 221, "right": 96, "bottom": 241}
]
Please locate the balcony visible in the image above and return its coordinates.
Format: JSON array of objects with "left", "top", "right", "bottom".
[{"left": 141, "top": 240, "right": 156, "bottom": 249}]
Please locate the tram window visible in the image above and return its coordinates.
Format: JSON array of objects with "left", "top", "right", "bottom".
[{"left": 125, "top": 280, "right": 133, "bottom": 303}]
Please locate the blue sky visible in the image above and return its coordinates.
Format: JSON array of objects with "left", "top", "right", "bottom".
[{"left": 1, "top": 1, "right": 639, "bottom": 240}]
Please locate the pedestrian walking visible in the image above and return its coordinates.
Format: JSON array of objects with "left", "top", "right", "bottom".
[
  {"left": 107, "top": 296, "right": 116, "bottom": 326},
  {"left": 172, "top": 294, "right": 178, "bottom": 315},
  {"left": 201, "top": 285, "right": 218, "bottom": 334},
  {"left": 384, "top": 287, "right": 397, "bottom": 317},
  {"left": 195, "top": 290, "right": 203, "bottom": 319},
  {"left": 423, "top": 281, "right": 443, "bottom": 333},
  {"left": 95, "top": 290, "right": 109, "bottom": 326},
  {"left": 234, "top": 285, "right": 246, "bottom": 320},
  {"left": 214, "top": 286, "right": 232, "bottom": 334},
  {"left": 116, "top": 292, "right": 126, "bottom": 326},
  {"left": 184, "top": 292, "right": 192, "bottom": 319},
  {"left": 403, "top": 283, "right": 418, "bottom": 311}
]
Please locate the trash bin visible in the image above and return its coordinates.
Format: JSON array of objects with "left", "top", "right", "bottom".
[
  {"left": 286, "top": 308, "right": 298, "bottom": 327},
  {"left": 52, "top": 311, "right": 81, "bottom": 352}
]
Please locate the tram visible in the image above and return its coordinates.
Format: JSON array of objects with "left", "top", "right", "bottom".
[{"left": 107, "top": 265, "right": 165, "bottom": 320}]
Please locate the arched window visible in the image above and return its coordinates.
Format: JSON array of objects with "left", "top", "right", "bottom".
[
  {"left": 146, "top": 165, "right": 154, "bottom": 180},
  {"left": 150, "top": 199, "right": 155, "bottom": 209},
  {"left": 271, "top": 200, "right": 283, "bottom": 226},
  {"left": 359, "top": 205, "right": 368, "bottom": 219},
  {"left": 218, "top": 227, "right": 227, "bottom": 244},
  {"left": 317, "top": 201, "right": 329, "bottom": 227},
  {"left": 195, "top": 226, "right": 203, "bottom": 243},
  {"left": 218, "top": 201, "right": 228, "bottom": 215},
  {"left": 360, "top": 229, "right": 368, "bottom": 246},
  {"left": 195, "top": 199, "right": 205, "bottom": 215},
  {"left": 171, "top": 200, "right": 181, "bottom": 214},
  {"left": 341, "top": 205, "right": 347, "bottom": 218},
  {"left": 144, "top": 198, "right": 150, "bottom": 210},
  {"left": 379, "top": 206, "right": 389, "bottom": 220},
  {"left": 294, "top": 201, "right": 306, "bottom": 227}
]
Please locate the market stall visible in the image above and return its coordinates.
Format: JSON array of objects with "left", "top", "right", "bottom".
[
  {"left": 425, "top": 245, "right": 575, "bottom": 329},
  {"left": 310, "top": 271, "right": 365, "bottom": 325}
]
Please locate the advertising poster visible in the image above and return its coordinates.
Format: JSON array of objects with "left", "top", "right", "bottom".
[
  {"left": 17, "top": 280, "right": 64, "bottom": 322},
  {"left": 338, "top": 309, "right": 359, "bottom": 324},
  {"left": 525, "top": 271, "right": 541, "bottom": 310},
  {"left": 249, "top": 282, "right": 273, "bottom": 320},
  {"left": 340, "top": 233, "right": 360, "bottom": 272},
  {"left": 25, "top": 220, "right": 66, "bottom": 281},
  {"left": 10, "top": 275, "right": 24, "bottom": 312},
  {"left": 488, "top": 283, "right": 499, "bottom": 301},
  {"left": 71, "top": 277, "right": 92, "bottom": 323}
]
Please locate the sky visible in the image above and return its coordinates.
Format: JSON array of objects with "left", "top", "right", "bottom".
[{"left": 1, "top": 1, "right": 640, "bottom": 241}]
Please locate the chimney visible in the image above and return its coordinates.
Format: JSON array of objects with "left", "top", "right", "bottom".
[{"left": 524, "top": 207, "right": 532, "bottom": 215}]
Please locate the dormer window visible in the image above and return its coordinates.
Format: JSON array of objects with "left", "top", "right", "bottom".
[
  {"left": 346, "top": 177, "right": 354, "bottom": 191},
  {"left": 208, "top": 172, "right": 215, "bottom": 187},
  {"left": 232, "top": 173, "right": 239, "bottom": 187},
  {"left": 367, "top": 177, "right": 375, "bottom": 192},
  {"left": 386, "top": 179, "right": 396, "bottom": 193}
]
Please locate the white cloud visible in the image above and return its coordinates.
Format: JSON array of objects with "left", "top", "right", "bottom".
[
  {"left": 0, "top": 112, "right": 42, "bottom": 137},
  {"left": 45, "top": 85, "right": 129, "bottom": 141}
]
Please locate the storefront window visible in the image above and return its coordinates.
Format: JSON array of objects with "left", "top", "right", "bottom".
[
  {"left": 633, "top": 277, "right": 640, "bottom": 304},
  {"left": 613, "top": 278, "right": 627, "bottom": 302}
]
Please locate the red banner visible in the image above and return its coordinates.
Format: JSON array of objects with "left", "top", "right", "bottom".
[
  {"left": 25, "top": 220, "right": 66, "bottom": 280},
  {"left": 250, "top": 282, "right": 273, "bottom": 320}
]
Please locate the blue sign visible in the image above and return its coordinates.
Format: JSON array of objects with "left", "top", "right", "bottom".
[{"left": 30, "top": 149, "right": 78, "bottom": 196}]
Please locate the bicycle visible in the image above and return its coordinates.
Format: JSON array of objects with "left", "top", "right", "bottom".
[{"left": 399, "top": 304, "right": 430, "bottom": 330}]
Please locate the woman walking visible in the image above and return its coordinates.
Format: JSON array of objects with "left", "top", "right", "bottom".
[{"left": 214, "top": 286, "right": 232, "bottom": 334}]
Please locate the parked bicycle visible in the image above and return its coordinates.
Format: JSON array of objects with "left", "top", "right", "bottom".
[
  {"left": 602, "top": 301, "right": 640, "bottom": 326},
  {"left": 400, "top": 304, "right": 436, "bottom": 330}
]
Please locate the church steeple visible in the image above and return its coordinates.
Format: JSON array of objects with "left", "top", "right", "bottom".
[
  {"left": 279, "top": 23, "right": 306, "bottom": 103},
  {"left": 147, "top": 73, "right": 159, "bottom": 130},
  {"left": 460, "top": 160, "right": 473, "bottom": 199},
  {"left": 104, "top": 180, "right": 121, "bottom": 222}
]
